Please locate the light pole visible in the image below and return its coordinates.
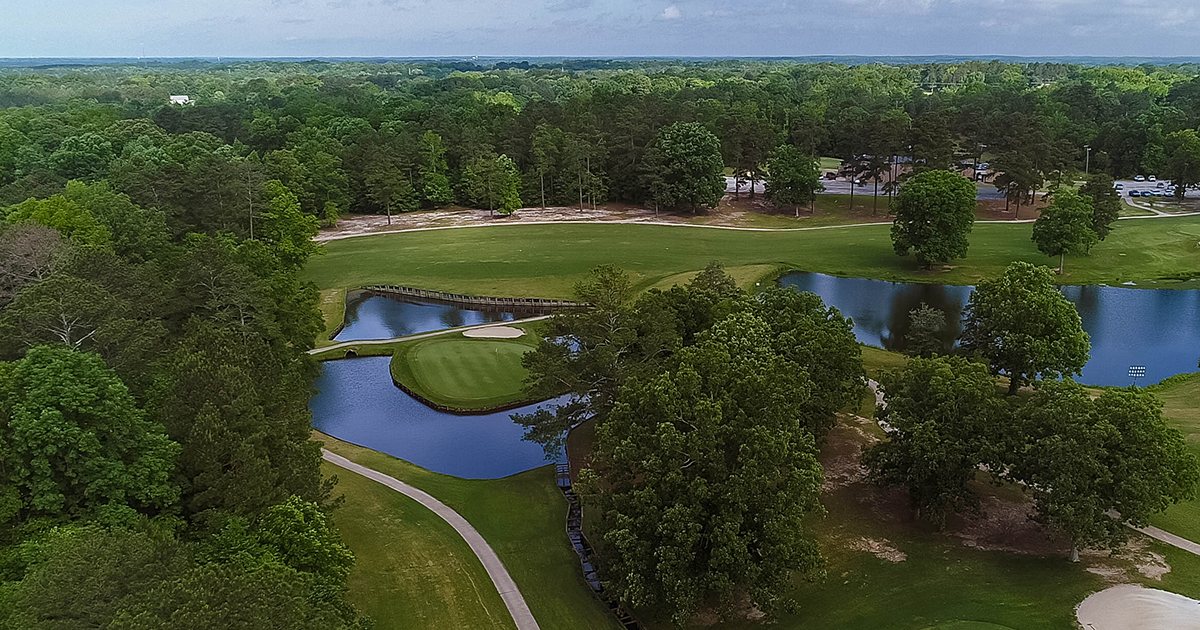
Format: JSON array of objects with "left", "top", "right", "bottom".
[{"left": 1084, "top": 145, "right": 1092, "bottom": 175}]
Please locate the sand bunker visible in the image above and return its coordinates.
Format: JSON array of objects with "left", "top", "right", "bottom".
[
  {"left": 462, "top": 326, "right": 525, "bottom": 339},
  {"left": 1076, "top": 584, "right": 1200, "bottom": 630}
]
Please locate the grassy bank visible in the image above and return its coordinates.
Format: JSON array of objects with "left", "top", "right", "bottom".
[
  {"left": 389, "top": 324, "right": 540, "bottom": 410},
  {"left": 324, "top": 460, "right": 516, "bottom": 630},
  {"left": 320, "top": 433, "right": 620, "bottom": 630},
  {"left": 304, "top": 218, "right": 1200, "bottom": 299},
  {"left": 317, "top": 287, "right": 348, "bottom": 347},
  {"left": 1149, "top": 372, "right": 1200, "bottom": 540}
]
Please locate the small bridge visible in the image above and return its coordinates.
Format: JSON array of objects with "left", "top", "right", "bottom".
[{"left": 365, "top": 285, "right": 586, "bottom": 309}]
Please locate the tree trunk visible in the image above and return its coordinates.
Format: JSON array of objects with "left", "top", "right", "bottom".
[
  {"left": 1014, "top": 193, "right": 1020, "bottom": 220},
  {"left": 578, "top": 170, "right": 584, "bottom": 211},
  {"left": 386, "top": 199, "right": 391, "bottom": 226},
  {"left": 540, "top": 172, "right": 546, "bottom": 209},
  {"left": 849, "top": 176, "right": 855, "bottom": 212},
  {"left": 1059, "top": 252, "right": 1065, "bottom": 275},
  {"left": 1069, "top": 544, "right": 1080, "bottom": 563},
  {"left": 749, "top": 167, "right": 756, "bottom": 200},
  {"left": 1008, "top": 378, "right": 1020, "bottom": 396},
  {"left": 873, "top": 176, "right": 879, "bottom": 215}
]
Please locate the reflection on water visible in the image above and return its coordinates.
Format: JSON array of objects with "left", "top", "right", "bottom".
[
  {"left": 334, "top": 292, "right": 552, "bottom": 341},
  {"left": 311, "top": 357, "right": 564, "bottom": 479},
  {"left": 779, "top": 272, "right": 1200, "bottom": 386}
]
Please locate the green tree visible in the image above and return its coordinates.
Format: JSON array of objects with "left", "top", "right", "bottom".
[
  {"left": 362, "top": 148, "right": 418, "bottom": 226},
  {"left": 890, "top": 169, "right": 977, "bottom": 267},
  {"left": 259, "top": 180, "right": 320, "bottom": 271},
  {"left": 418, "top": 130, "right": 454, "bottom": 208},
  {"left": 461, "top": 154, "right": 522, "bottom": 216},
  {"left": 515, "top": 265, "right": 678, "bottom": 452},
  {"left": 1077, "top": 173, "right": 1121, "bottom": 242},
  {"left": 0, "top": 346, "right": 179, "bottom": 526},
  {"left": 648, "top": 122, "right": 726, "bottom": 212},
  {"left": 753, "top": 287, "right": 865, "bottom": 437},
  {"left": 1006, "top": 381, "right": 1200, "bottom": 561},
  {"left": 530, "top": 124, "right": 562, "bottom": 209},
  {"left": 764, "top": 144, "right": 823, "bottom": 217},
  {"left": 2, "top": 195, "right": 112, "bottom": 248},
  {"left": 580, "top": 312, "right": 824, "bottom": 625},
  {"left": 960, "top": 262, "right": 1091, "bottom": 394},
  {"left": 904, "top": 302, "right": 946, "bottom": 357},
  {"left": 864, "top": 356, "right": 1005, "bottom": 527},
  {"left": 1032, "top": 189, "right": 1099, "bottom": 273},
  {"left": 1164, "top": 129, "right": 1200, "bottom": 198}
]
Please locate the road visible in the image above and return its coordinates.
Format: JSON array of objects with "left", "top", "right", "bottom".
[
  {"left": 322, "top": 449, "right": 542, "bottom": 630},
  {"left": 724, "top": 176, "right": 1006, "bottom": 200}
]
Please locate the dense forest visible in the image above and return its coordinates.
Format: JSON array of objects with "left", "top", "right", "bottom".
[
  {"left": 2, "top": 57, "right": 1200, "bottom": 627},
  {"left": 4, "top": 58, "right": 1200, "bottom": 225}
]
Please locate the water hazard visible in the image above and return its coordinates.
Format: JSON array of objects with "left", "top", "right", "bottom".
[
  {"left": 311, "top": 357, "right": 563, "bottom": 479},
  {"left": 334, "top": 291, "right": 552, "bottom": 342},
  {"left": 779, "top": 272, "right": 1200, "bottom": 386}
]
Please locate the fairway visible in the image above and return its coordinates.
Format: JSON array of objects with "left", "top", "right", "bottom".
[
  {"left": 303, "top": 218, "right": 1200, "bottom": 299},
  {"left": 320, "top": 433, "right": 621, "bottom": 630},
  {"left": 322, "top": 460, "right": 517, "bottom": 630},
  {"left": 1149, "top": 373, "right": 1200, "bottom": 540},
  {"left": 391, "top": 334, "right": 536, "bottom": 410}
]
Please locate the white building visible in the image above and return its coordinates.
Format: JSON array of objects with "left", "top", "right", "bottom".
[{"left": 168, "top": 95, "right": 193, "bottom": 105}]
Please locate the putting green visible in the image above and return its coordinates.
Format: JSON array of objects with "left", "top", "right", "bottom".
[{"left": 390, "top": 334, "right": 537, "bottom": 410}]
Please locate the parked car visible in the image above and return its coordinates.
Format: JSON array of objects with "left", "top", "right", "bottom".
[
  {"left": 1149, "top": 175, "right": 1157, "bottom": 181},
  {"left": 1115, "top": 183, "right": 1124, "bottom": 189},
  {"left": 1129, "top": 190, "right": 1141, "bottom": 197},
  {"left": 1157, "top": 182, "right": 1166, "bottom": 188},
  {"left": 1134, "top": 175, "right": 1146, "bottom": 181}
]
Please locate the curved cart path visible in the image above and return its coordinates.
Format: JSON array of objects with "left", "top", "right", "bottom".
[
  {"left": 321, "top": 449, "right": 541, "bottom": 630},
  {"left": 315, "top": 208, "right": 1200, "bottom": 243}
]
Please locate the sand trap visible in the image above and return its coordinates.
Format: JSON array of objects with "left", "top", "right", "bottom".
[
  {"left": 462, "top": 326, "right": 525, "bottom": 339},
  {"left": 1077, "top": 584, "right": 1200, "bottom": 630}
]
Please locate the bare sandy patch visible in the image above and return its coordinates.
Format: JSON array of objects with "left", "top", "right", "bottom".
[
  {"left": 462, "top": 326, "right": 525, "bottom": 339},
  {"left": 1076, "top": 584, "right": 1200, "bottom": 630},
  {"left": 849, "top": 536, "right": 907, "bottom": 562}
]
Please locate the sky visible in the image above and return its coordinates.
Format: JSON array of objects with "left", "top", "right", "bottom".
[{"left": 2, "top": 0, "right": 1199, "bottom": 59}]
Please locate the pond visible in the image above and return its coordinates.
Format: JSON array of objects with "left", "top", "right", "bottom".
[
  {"left": 311, "top": 357, "right": 563, "bottom": 479},
  {"left": 334, "top": 291, "right": 553, "bottom": 342},
  {"left": 779, "top": 272, "right": 1200, "bottom": 387}
]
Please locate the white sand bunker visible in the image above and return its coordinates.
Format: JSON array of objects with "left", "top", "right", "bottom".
[
  {"left": 462, "top": 325, "right": 525, "bottom": 339},
  {"left": 1077, "top": 584, "right": 1200, "bottom": 630}
]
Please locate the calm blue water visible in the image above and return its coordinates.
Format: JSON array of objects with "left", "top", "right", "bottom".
[
  {"left": 310, "top": 357, "right": 563, "bottom": 478},
  {"left": 779, "top": 272, "right": 1200, "bottom": 387},
  {"left": 335, "top": 293, "right": 533, "bottom": 341}
]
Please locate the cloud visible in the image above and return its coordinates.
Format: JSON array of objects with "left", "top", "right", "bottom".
[
  {"left": 546, "top": 0, "right": 593, "bottom": 11},
  {"left": 660, "top": 4, "right": 681, "bottom": 19}
]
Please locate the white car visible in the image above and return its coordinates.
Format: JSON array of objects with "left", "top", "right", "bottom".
[
  {"left": 1134, "top": 175, "right": 1146, "bottom": 181},
  {"left": 1149, "top": 175, "right": 1157, "bottom": 181}
]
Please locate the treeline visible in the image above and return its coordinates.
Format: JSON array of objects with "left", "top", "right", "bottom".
[
  {"left": 516, "top": 261, "right": 1198, "bottom": 627},
  {"left": 0, "top": 176, "right": 363, "bottom": 625},
  {"left": 7, "top": 59, "right": 1200, "bottom": 224}
]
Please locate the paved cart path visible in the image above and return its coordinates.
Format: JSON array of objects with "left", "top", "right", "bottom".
[
  {"left": 322, "top": 449, "right": 542, "bottom": 630},
  {"left": 309, "top": 315, "right": 553, "bottom": 356}
]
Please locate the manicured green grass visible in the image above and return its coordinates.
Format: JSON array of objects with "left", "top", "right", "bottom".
[
  {"left": 320, "top": 433, "right": 621, "bottom": 630},
  {"left": 323, "top": 461, "right": 516, "bottom": 630},
  {"left": 389, "top": 329, "right": 539, "bottom": 410},
  {"left": 317, "top": 287, "right": 347, "bottom": 347},
  {"left": 304, "top": 218, "right": 1200, "bottom": 299},
  {"left": 819, "top": 157, "right": 843, "bottom": 170},
  {"left": 1149, "top": 373, "right": 1200, "bottom": 540}
]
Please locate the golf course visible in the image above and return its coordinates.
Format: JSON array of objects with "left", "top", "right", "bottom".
[
  {"left": 307, "top": 217, "right": 1200, "bottom": 630},
  {"left": 303, "top": 217, "right": 1200, "bottom": 299}
]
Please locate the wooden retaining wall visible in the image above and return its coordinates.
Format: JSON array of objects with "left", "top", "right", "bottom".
[{"left": 365, "top": 284, "right": 586, "bottom": 309}]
